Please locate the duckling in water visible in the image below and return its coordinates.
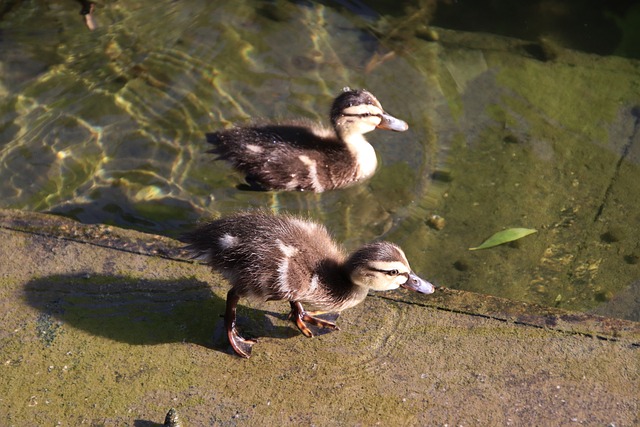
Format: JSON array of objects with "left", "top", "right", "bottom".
[
  {"left": 206, "top": 88, "right": 408, "bottom": 192},
  {"left": 181, "top": 211, "right": 434, "bottom": 358}
]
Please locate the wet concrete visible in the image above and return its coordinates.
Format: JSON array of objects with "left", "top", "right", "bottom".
[{"left": 0, "top": 209, "right": 638, "bottom": 426}]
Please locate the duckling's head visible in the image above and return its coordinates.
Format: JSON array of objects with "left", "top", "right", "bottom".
[
  {"left": 331, "top": 88, "right": 408, "bottom": 138},
  {"left": 346, "top": 241, "right": 434, "bottom": 294}
]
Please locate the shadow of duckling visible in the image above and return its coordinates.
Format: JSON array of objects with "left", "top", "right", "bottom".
[{"left": 22, "top": 274, "right": 309, "bottom": 356}]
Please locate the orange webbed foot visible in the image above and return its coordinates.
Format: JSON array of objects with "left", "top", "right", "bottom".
[
  {"left": 289, "top": 302, "right": 340, "bottom": 338},
  {"left": 228, "top": 326, "right": 257, "bottom": 358}
]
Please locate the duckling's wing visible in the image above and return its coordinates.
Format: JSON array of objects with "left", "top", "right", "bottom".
[
  {"left": 206, "top": 124, "right": 332, "bottom": 156},
  {"left": 182, "top": 212, "right": 336, "bottom": 299},
  {"left": 206, "top": 125, "right": 353, "bottom": 191}
]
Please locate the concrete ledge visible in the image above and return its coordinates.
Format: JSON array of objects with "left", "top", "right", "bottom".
[{"left": 3, "top": 209, "right": 637, "bottom": 344}]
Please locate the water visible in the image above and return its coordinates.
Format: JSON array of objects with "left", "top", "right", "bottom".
[{"left": 1, "top": 1, "right": 639, "bottom": 321}]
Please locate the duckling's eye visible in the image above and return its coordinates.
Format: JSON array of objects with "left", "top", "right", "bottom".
[
  {"left": 387, "top": 269, "right": 399, "bottom": 276},
  {"left": 342, "top": 112, "right": 378, "bottom": 118}
]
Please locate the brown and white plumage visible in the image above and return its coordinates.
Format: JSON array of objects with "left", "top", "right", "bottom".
[
  {"left": 206, "top": 88, "right": 408, "bottom": 192},
  {"left": 181, "top": 211, "right": 434, "bottom": 358}
]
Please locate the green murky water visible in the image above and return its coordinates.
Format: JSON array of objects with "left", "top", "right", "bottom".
[{"left": 1, "top": 1, "right": 639, "bottom": 320}]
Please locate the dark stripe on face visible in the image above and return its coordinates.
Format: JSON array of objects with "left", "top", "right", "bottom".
[
  {"left": 369, "top": 267, "right": 409, "bottom": 278},
  {"left": 341, "top": 112, "right": 380, "bottom": 118}
]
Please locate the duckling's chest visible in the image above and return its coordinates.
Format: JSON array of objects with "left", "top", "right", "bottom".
[{"left": 342, "top": 134, "right": 378, "bottom": 182}]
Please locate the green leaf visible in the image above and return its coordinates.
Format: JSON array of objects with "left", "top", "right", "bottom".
[{"left": 469, "top": 228, "right": 537, "bottom": 250}]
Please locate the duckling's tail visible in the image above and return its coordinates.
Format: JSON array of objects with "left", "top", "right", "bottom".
[
  {"left": 206, "top": 131, "right": 254, "bottom": 162},
  {"left": 205, "top": 132, "right": 227, "bottom": 159},
  {"left": 178, "top": 230, "right": 211, "bottom": 262},
  {"left": 205, "top": 131, "right": 271, "bottom": 191}
]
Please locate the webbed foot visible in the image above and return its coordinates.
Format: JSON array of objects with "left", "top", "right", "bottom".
[
  {"left": 225, "top": 289, "right": 257, "bottom": 358},
  {"left": 228, "top": 326, "right": 257, "bottom": 358},
  {"left": 289, "top": 301, "right": 340, "bottom": 338}
]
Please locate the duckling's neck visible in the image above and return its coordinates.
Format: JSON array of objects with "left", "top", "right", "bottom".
[
  {"left": 306, "top": 264, "right": 371, "bottom": 312},
  {"left": 339, "top": 283, "right": 371, "bottom": 311},
  {"left": 339, "top": 132, "right": 378, "bottom": 181}
]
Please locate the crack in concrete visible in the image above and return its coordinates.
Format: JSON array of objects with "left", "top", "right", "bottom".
[
  {"left": 0, "top": 224, "right": 192, "bottom": 263},
  {"left": 593, "top": 105, "right": 640, "bottom": 223},
  {"left": 563, "top": 105, "right": 640, "bottom": 288},
  {"left": 374, "top": 293, "right": 640, "bottom": 346}
]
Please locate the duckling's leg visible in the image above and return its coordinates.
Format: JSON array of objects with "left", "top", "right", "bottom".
[
  {"left": 289, "top": 301, "right": 340, "bottom": 338},
  {"left": 225, "top": 289, "right": 257, "bottom": 358}
]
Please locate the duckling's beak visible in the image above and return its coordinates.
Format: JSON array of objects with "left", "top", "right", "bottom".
[
  {"left": 402, "top": 272, "right": 435, "bottom": 294},
  {"left": 378, "top": 112, "right": 409, "bottom": 132}
]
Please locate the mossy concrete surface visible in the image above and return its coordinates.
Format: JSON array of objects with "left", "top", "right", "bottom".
[{"left": 1, "top": 209, "right": 638, "bottom": 426}]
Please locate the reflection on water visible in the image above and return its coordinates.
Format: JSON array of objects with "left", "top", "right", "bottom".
[
  {"left": 1, "top": 1, "right": 639, "bottom": 320},
  {"left": 0, "top": 1, "right": 436, "bottom": 238}
]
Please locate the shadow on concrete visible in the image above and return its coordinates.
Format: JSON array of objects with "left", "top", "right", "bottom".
[{"left": 22, "top": 274, "right": 302, "bottom": 356}]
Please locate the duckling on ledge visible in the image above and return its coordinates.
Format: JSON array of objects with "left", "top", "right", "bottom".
[
  {"left": 206, "top": 88, "right": 408, "bottom": 192},
  {"left": 181, "top": 211, "right": 434, "bottom": 358}
]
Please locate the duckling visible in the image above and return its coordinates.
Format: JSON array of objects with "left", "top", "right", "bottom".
[
  {"left": 206, "top": 88, "right": 408, "bottom": 192},
  {"left": 181, "top": 211, "right": 434, "bottom": 358}
]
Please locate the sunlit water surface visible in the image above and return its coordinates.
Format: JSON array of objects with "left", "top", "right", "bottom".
[{"left": 1, "top": 1, "right": 639, "bottom": 321}]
